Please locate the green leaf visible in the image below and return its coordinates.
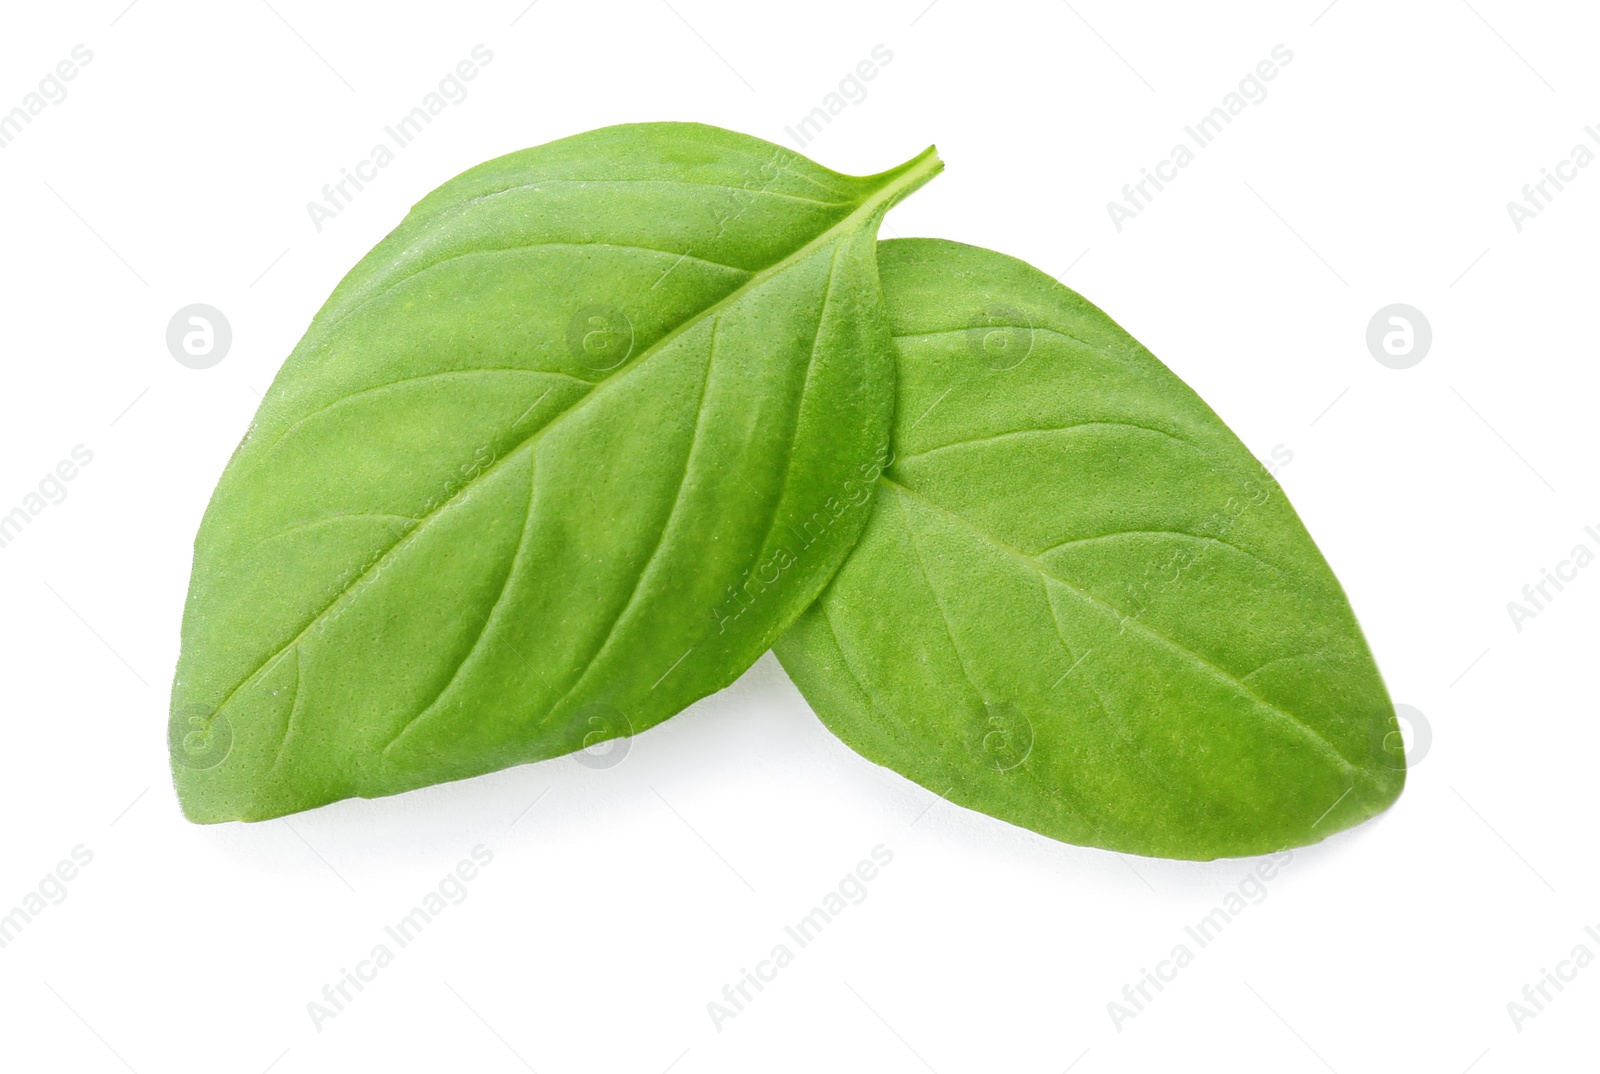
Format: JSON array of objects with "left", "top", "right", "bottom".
[
  {"left": 171, "top": 124, "right": 941, "bottom": 822},
  {"left": 775, "top": 239, "right": 1404, "bottom": 860}
]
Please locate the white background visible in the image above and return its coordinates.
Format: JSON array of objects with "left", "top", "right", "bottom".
[{"left": 1, "top": 1, "right": 1595, "bottom": 1071}]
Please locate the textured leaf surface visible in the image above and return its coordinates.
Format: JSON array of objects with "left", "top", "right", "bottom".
[
  {"left": 776, "top": 239, "right": 1403, "bottom": 860},
  {"left": 171, "top": 124, "right": 940, "bottom": 822}
]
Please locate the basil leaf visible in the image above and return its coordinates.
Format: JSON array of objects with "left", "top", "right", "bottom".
[
  {"left": 171, "top": 124, "right": 941, "bottom": 822},
  {"left": 775, "top": 239, "right": 1404, "bottom": 860}
]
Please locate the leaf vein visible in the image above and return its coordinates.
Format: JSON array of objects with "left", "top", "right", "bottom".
[
  {"left": 1037, "top": 529, "right": 1286, "bottom": 576},
  {"left": 197, "top": 159, "right": 936, "bottom": 735},
  {"left": 882, "top": 478, "right": 1362, "bottom": 779},
  {"left": 244, "top": 513, "right": 420, "bottom": 559},
  {"left": 891, "top": 323, "right": 1096, "bottom": 350},
  {"left": 259, "top": 369, "right": 590, "bottom": 461},
  {"left": 1038, "top": 582, "right": 1205, "bottom": 812},
  {"left": 381, "top": 458, "right": 539, "bottom": 756},
  {"left": 899, "top": 420, "right": 1192, "bottom": 464},
  {"left": 742, "top": 240, "right": 846, "bottom": 607},
  {"left": 894, "top": 490, "right": 990, "bottom": 709},
  {"left": 440, "top": 176, "right": 855, "bottom": 212},
  {"left": 538, "top": 322, "right": 719, "bottom": 718},
  {"left": 317, "top": 240, "right": 753, "bottom": 345}
]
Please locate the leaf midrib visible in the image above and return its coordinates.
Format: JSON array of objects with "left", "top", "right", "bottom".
[
  {"left": 194, "top": 149, "right": 942, "bottom": 738},
  {"left": 877, "top": 476, "right": 1366, "bottom": 782},
  {"left": 319, "top": 166, "right": 866, "bottom": 335}
]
